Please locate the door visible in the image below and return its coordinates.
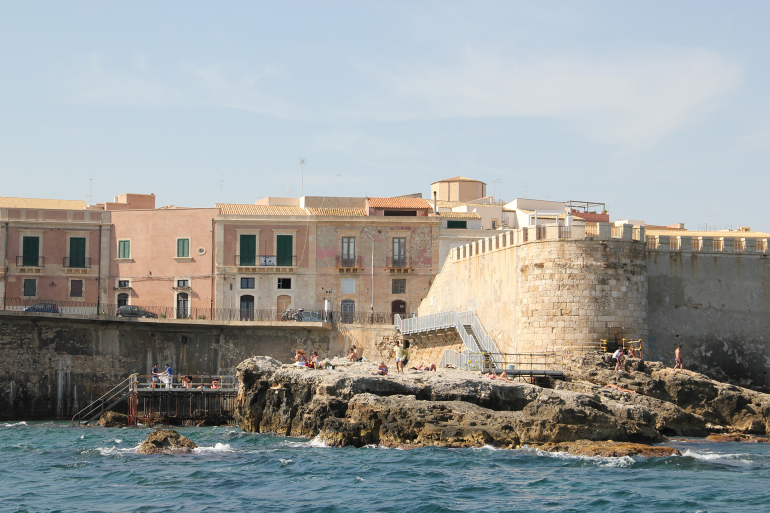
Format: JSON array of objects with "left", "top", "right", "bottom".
[
  {"left": 276, "top": 235, "right": 293, "bottom": 266},
  {"left": 240, "top": 295, "right": 255, "bottom": 320},
  {"left": 117, "top": 293, "right": 129, "bottom": 308},
  {"left": 22, "top": 236, "right": 39, "bottom": 266},
  {"left": 341, "top": 300, "right": 355, "bottom": 323},
  {"left": 392, "top": 238, "right": 406, "bottom": 267},
  {"left": 277, "top": 295, "right": 291, "bottom": 313},
  {"left": 176, "top": 293, "right": 189, "bottom": 319},
  {"left": 69, "top": 237, "right": 86, "bottom": 268},
  {"left": 391, "top": 300, "right": 406, "bottom": 321}
]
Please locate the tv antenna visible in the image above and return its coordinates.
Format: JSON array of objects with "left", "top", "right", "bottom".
[
  {"left": 285, "top": 186, "right": 294, "bottom": 197},
  {"left": 300, "top": 158, "right": 306, "bottom": 196},
  {"left": 336, "top": 174, "right": 342, "bottom": 196},
  {"left": 87, "top": 178, "right": 93, "bottom": 205},
  {"left": 219, "top": 174, "right": 225, "bottom": 203}
]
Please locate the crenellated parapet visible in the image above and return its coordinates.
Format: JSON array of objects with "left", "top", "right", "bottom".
[{"left": 646, "top": 234, "right": 769, "bottom": 254}]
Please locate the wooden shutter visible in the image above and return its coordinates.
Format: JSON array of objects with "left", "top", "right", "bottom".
[
  {"left": 22, "top": 236, "right": 39, "bottom": 266},
  {"left": 69, "top": 237, "right": 86, "bottom": 267},
  {"left": 240, "top": 235, "right": 256, "bottom": 266},
  {"left": 177, "top": 238, "right": 189, "bottom": 258},
  {"left": 276, "top": 235, "right": 293, "bottom": 266}
]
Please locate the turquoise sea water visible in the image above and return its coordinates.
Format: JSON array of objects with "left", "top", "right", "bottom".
[{"left": 1, "top": 422, "right": 769, "bottom": 513}]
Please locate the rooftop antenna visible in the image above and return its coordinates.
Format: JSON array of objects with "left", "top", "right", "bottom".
[
  {"left": 300, "top": 158, "right": 306, "bottom": 196},
  {"left": 87, "top": 178, "right": 93, "bottom": 205},
  {"left": 219, "top": 174, "right": 225, "bottom": 203},
  {"left": 336, "top": 174, "right": 342, "bottom": 196},
  {"left": 285, "top": 186, "right": 294, "bottom": 197}
]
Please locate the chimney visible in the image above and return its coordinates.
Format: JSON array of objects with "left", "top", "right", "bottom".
[{"left": 433, "top": 191, "right": 437, "bottom": 213}]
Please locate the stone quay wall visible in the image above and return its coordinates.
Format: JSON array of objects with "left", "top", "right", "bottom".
[
  {"left": 419, "top": 224, "right": 770, "bottom": 387},
  {"left": 0, "top": 313, "right": 395, "bottom": 420}
]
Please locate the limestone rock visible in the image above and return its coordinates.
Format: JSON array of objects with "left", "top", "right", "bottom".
[
  {"left": 530, "top": 440, "right": 681, "bottom": 458},
  {"left": 137, "top": 428, "right": 198, "bottom": 455},
  {"left": 98, "top": 411, "right": 128, "bottom": 428},
  {"left": 705, "top": 433, "right": 770, "bottom": 443}
]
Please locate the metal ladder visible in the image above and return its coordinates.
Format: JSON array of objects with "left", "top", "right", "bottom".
[{"left": 71, "top": 374, "right": 135, "bottom": 426}]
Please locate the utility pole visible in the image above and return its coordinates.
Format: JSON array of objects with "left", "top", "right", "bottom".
[{"left": 300, "top": 158, "right": 306, "bottom": 196}]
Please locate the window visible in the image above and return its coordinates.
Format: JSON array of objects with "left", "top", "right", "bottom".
[
  {"left": 384, "top": 210, "right": 416, "bottom": 216},
  {"left": 118, "top": 280, "right": 129, "bottom": 288},
  {"left": 240, "top": 278, "right": 255, "bottom": 289},
  {"left": 492, "top": 220, "right": 497, "bottom": 229},
  {"left": 446, "top": 220, "right": 467, "bottom": 229},
  {"left": 177, "top": 279, "right": 189, "bottom": 288},
  {"left": 392, "top": 238, "right": 406, "bottom": 267},
  {"left": 341, "top": 237, "right": 356, "bottom": 267},
  {"left": 69, "top": 237, "right": 86, "bottom": 268},
  {"left": 341, "top": 278, "right": 355, "bottom": 294},
  {"left": 70, "top": 280, "right": 83, "bottom": 297},
  {"left": 118, "top": 240, "right": 130, "bottom": 259},
  {"left": 22, "top": 236, "right": 39, "bottom": 266},
  {"left": 276, "top": 235, "right": 293, "bottom": 266},
  {"left": 117, "top": 293, "right": 129, "bottom": 307},
  {"left": 277, "top": 278, "right": 291, "bottom": 289},
  {"left": 392, "top": 279, "right": 406, "bottom": 294},
  {"left": 177, "top": 238, "right": 190, "bottom": 258},
  {"left": 23, "top": 279, "right": 36, "bottom": 297},
  {"left": 239, "top": 235, "right": 256, "bottom": 266}
]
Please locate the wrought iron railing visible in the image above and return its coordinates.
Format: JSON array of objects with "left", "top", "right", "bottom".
[
  {"left": 336, "top": 255, "right": 363, "bottom": 268},
  {"left": 63, "top": 257, "right": 92, "bottom": 268},
  {"left": 386, "top": 256, "right": 408, "bottom": 268},
  {"left": 16, "top": 255, "right": 44, "bottom": 267},
  {"left": 236, "top": 254, "right": 297, "bottom": 266}
]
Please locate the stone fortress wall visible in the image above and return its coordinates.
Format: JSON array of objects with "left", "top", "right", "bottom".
[{"left": 418, "top": 223, "right": 770, "bottom": 388}]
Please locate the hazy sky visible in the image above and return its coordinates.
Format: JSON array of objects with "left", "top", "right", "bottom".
[{"left": 2, "top": 1, "right": 768, "bottom": 231}]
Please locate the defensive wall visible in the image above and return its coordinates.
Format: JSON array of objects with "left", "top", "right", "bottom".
[
  {"left": 418, "top": 223, "right": 770, "bottom": 388},
  {"left": 0, "top": 313, "right": 394, "bottom": 420}
]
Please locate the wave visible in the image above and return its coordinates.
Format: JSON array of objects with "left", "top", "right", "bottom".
[
  {"left": 309, "top": 436, "right": 329, "bottom": 448},
  {"left": 1, "top": 421, "right": 28, "bottom": 428},
  {"left": 681, "top": 449, "right": 755, "bottom": 467},
  {"left": 278, "top": 458, "right": 292, "bottom": 466},
  {"left": 518, "top": 446, "right": 637, "bottom": 467},
  {"left": 193, "top": 443, "right": 233, "bottom": 454}
]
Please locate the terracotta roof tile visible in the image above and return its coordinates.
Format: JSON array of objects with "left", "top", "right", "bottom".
[
  {"left": 367, "top": 197, "right": 432, "bottom": 210},
  {"left": 0, "top": 197, "right": 87, "bottom": 210},
  {"left": 216, "top": 204, "right": 309, "bottom": 216},
  {"left": 431, "top": 176, "right": 484, "bottom": 184},
  {"left": 306, "top": 208, "right": 367, "bottom": 217}
]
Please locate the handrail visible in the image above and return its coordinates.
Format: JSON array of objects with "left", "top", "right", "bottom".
[{"left": 71, "top": 374, "right": 135, "bottom": 426}]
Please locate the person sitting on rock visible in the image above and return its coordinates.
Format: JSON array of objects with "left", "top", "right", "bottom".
[
  {"left": 377, "top": 362, "right": 388, "bottom": 376},
  {"left": 292, "top": 350, "right": 308, "bottom": 367},
  {"left": 310, "top": 351, "right": 321, "bottom": 369},
  {"left": 627, "top": 345, "right": 638, "bottom": 359}
]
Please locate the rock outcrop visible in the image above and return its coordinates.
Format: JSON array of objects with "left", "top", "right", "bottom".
[
  {"left": 234, "top": 353, "right": 770, "bottom": 449},
  {"left": 98, "top": 411, "right": 128, "bottom": 427},
  {"left": 530, "top": 440, "right": 681, "bottom": 458},
  {"left": 137, "top": 429, "right": 198, "bottom": 455}
]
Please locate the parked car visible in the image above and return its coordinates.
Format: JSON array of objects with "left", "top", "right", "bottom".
[
  {"left": 116, "top": 305, "right": 158, "bottom": 318},
  {"left": 23, "top": 303, "right": 59, "bottom": 313},
  {"left": 301, "top": 311, "right": 323, "bottom": 322}
]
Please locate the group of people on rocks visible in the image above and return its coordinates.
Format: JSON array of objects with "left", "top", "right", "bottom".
[
  {"left": 291, "top": 349, "right": 326, "bottom": 369},
  {"left": 150, "top": 363, "right": 220, "bottom": 389},
  {"left": 611, "top": 342, "right": 685, "bottom": 373}
]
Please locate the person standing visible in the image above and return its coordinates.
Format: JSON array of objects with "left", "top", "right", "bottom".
[
  {"left": 151, "top": 362, "right": 159, "bottom": 389},
  {"left": 394, "top": 340, "right": 404, "bottom": 373},
  {"left": 165, "top": 363, "right": 173, "bottom": 388},
  {"left": 612, "top": 347, "right": 624, "bottom": 372},
  {"left": 674, "top": 345, "right": 683, "bottom": 372}
]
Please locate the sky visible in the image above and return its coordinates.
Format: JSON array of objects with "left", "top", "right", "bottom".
[{"left": 1, "top": 1, "right": 769, "bottom": 231}]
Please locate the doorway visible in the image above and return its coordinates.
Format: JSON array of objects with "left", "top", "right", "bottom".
[
  {"left": 240, "top": 294, "right": 255, "bottom": 321},
  {"left": 277, "top": 295, "right": 291, "bottom": 314},
  {"left": 391, "top": 300, "right": 406, "bottom": 321},
  {"left": 341, "top": 300, "right": 355, "bottom": 323},
  {"left": 177, "top": 293, "right": 189, "bottom": 319}
]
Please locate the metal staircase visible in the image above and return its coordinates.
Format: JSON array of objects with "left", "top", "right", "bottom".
[
  {"left": 394, "top": 311, "right": 501, "bottom": 370},
  {"left": 72, "top": 374, "right": 135, "bottom": 426}
]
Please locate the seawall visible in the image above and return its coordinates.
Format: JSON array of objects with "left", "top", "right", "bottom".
[{"left": 0, "top": 313, "right": 394, "bottom": 420}]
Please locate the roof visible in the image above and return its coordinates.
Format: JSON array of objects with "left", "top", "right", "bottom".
[
  {"left": 367, "top": 197, "right": 432, "bottom": 210},
  {"left": 306, "top": 208, "right": 367, "bottom": 217},
  {"left": 646, "top": 229, "right": 770, "bottom": 238},
  {"left": 431, "top": 176, "right": 485, "bottom": 184},
  {"left": 437, "top": 212, "right": 481, "bottom": 219},
  {"left": 216, "top": 204, "right": 309, "bottom": 216},
  {"left": 0, "top": 197, "right": 87, "bottom": 210}
]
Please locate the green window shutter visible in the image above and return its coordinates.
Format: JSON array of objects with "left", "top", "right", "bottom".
[
  {"left": 276, "top": 235, "right": 293, "bottom": 266},
  {"left": 177, "top": 239, "right": 189, "bottom": 258},
  {"left": 23, "top": 279, "right": 36, "bottom": 296},
  {"left": 240, "top": 235, "right": 256, "bottom": 266},
  {"left": 69, "top": 237, "right": 86, "bottom": 268},
  {"left": 22, "top": 236, "right": 39, "bottom": 266},
  {"left": 118, "top": 240, "right": 130, "bottom": 259},
  {"left": 446, "top": 220, "right": 467, "bottom": 229}
]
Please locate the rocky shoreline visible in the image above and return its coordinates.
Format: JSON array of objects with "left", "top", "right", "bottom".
[{"left": 232, "top": 353, "right": 770, "bottom": 455}]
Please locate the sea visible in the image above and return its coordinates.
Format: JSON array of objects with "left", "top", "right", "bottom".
[{"left": 1, "top": 422, "right": 768, "bottom": 513}]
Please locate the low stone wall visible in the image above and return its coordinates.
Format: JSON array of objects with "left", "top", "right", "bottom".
[{"left": 0, "top": 313, "right": 395, "bottom": 420}]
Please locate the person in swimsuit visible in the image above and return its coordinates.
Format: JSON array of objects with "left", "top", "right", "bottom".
[
  {"left": 674, "top": 345, "right": 683, "bottom": 372},
  {"left": 377, "top": 362, "right": 388, "bottom": 376},
  {"left": 627, "top": 345, "right": 637, "bottom": 359},
  {"left": 292, "top": 350, "right": 308, "bottom": 367},
  {"left": 394, "top": 341, "right": 404, "bottom": 373}
]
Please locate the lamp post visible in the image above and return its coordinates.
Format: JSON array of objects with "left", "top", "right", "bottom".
[{"left": 365, "top": 233, "right": 374, "bottom": 313}]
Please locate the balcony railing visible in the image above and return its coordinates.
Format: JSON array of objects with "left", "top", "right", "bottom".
[
  {"left": 236, "top": 255, "right": 297, "bottom": 267},
  {"left": 63, "top": 257, "right": 92, "bottom": 269},
  {"left": 386, "top": 256, "right": 409, "bottom": 268},
  {"left": 16, "top": 256, "right": 44, "bottom": 267},
  {"left": 336, "top": 255, "right": 363, "bottom": 268}
]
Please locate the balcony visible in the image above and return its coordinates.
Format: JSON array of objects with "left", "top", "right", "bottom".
[
  {"left": 386, "top": 255, "right": 412, "bottom": 274},
  {"left": 63, "top": 257, "right": 92, "bottom": 269},
  {"left": 16, "top": 256, "right": 45, "bottom": 273},
  {"left": 236, "top": 254, "right": 297, "bottom": 273},
  {"left": 336, "top": 255, "right": 363, "bottom": 273}
]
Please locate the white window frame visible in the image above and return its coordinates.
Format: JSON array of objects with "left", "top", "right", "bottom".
[{"left": 174, "top": 236, "right": 192, "bottom": 261}]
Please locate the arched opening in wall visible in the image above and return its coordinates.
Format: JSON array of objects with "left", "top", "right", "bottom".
[
  {"left": 240, "top": 295, "right": 255, "bottom": 321},
  {"left": 391, "top": 300, "right": 406, "bottom": 322},
  {"left": 176, "top": 293, "right": 189, "bottom": 319},
  {"left": 277, "top": 295, "right": 291, "bottom": 314},
  {"left": 117, "top": 293, "right": 129, "bottom": 308},
  {"left": 341, "top": 299, "right": 355, "bottom": 323}
]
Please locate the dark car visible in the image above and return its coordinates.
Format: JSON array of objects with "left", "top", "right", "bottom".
[
  {"left": 301, "top": 311, "right": 323, "bottom": 322},
  {"left": 116, "top": 305, "right": 158, "bottom": 318},
  {"left": 23, "top": 303, "right": 59, "bottom": 313}
]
